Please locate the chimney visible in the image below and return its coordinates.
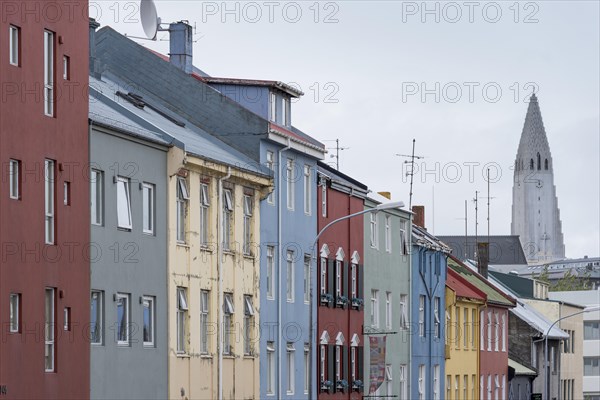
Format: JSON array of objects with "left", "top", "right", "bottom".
[
  {"left": 169, "top": 22, "right": 193, "bottom": 74},
  {"left": 89, "top": 18, "right": 100, "bottom": 77},
  {"left": 477, "top": 242, "right": 489, "bottom": 278},
  {"left": 412, "top": 205, "right": 425, "bottom": 229},
  {"left": 378, "top": 191, "right": 391, "bottom": 200}
]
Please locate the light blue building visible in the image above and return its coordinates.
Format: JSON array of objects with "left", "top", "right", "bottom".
[{"left": 411, "top": 221, "right": 451, "bottom": 400}]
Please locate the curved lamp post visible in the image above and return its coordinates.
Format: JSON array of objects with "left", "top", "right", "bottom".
[
  {"left": 543, "top": 305, "right": 600, "bottom": 399},
  {"left": 308, "top": 200, "right": 405, "bottom": 399}
]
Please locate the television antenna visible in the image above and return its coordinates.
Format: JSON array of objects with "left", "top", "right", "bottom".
[
  {"left": 396, "top": 138, "right": 425, "bottom": 211},
  {"left": 323, "top": 139, "right": 349, "bottom": 171}
]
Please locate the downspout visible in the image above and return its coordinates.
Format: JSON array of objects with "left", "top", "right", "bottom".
[
  {"left": 218, "top": 167, "right": 231, "bottom": 400},
  {"left": 278, "top": 138, "right": 292, "bottom": 400}
]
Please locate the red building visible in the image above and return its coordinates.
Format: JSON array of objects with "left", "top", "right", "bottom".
[
  {"left": 316, "top": 163, "right": 368, "bottom": 399},
  {"left": 0, "top": 3, "right": 90, "bottom": 398}
]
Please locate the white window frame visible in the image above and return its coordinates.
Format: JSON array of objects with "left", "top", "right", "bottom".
[
  {"left": 304, "top": 255, "right": 310, "bottom": 304},
  {"left": 433, "top": 364, "right": 440, "bottom": 400},
  {"left": 266, "top": 151, "right": 275, "bottom": 204},
  {"left": 267, "top": 246, "right": 275, "bottom": 300},
  {"left": 351, "top": 345, "right": 357, "bottom": 383},
  {"left": 142, "top": 183, "right": 155, "bottom": 235},
  {"left": 91, "top": 290, "right": 103, "bottom": 345},
  {"left": 267, "top": 341, "right": 275, "bottom": 395},
  {"left": 142, "top": 295, "right": 155, "bottom": 347},
  {"left": 419, "top": 295, "right": 425, "bottom": 337},
  {"left": 494, "top": 313, "right": 500, "bottom": 351},
  {"left": 399, "top": 365, "right": 407, "bottom": 400},
  {"left": 400, "top": 220, "right": 408, "bottom": 255},
  {"left": 200, "top": 183, "right": 210, "bottom": 246},
  {"left": 303, "top": 165, "right": 311, "bottom": 215},
  {"left": 45, "top": 288, "right": 55, "bottom": 372},
  {"left": 418, "top": 364, "right": 426, "bottom": 400},
  {"left": 480, "top": 375, "right": 484, "bottom": 400},
  {"left": 472, "top": 308, "right": 477, "bottom": 349},
  {"left": 434, "top": 296, "right": 441, "bottom": 339},
  {"left": 287, "top": 250, "right": 295, "bottom": 302},
  {"left": 304, "top": 343, "right": 310, "bottom": 394},
  {"left": 335, "top": 345, "right": 341, "bottom": 381},
  {"left": 487, "top": 311, "right": 492, "bottom": 351},
  {"left": 386, "top": 364, "right": 393, "bottom": 396},
  {"left": 370, "top": 213, "right": 378, "bottom": 248},
  {"left": 320, "top": 257, "right": 327, "bottom": 296},
  {"left": 487, "top": 374, "right": 492, "bottom": 400},
  {"left": 43, "top": 30, "right": 54, "bottom": 116},
  {"left": 91, "top": 169, "right": 104, "bottom": 226},
  {"left": 243, "top": 194, "right": 253, "bottom": 255},
  {"left": 223, "top": 293, "right": 234, "bottom": 355},
  {"left": 385, "top": 215, "right": 391, "bottom": 252},
  {"left": 386, "top": 292, "right": 392, "bottom": 329},
  {"left": 176, "top": 178, "right": 189, "bottom": 242},
  {"left": 9, "top": 159, "right": 19, "bottom": 199},
  {"left": 62, "top": 55, "right": 69, "bottom": 80},
  {"left": 176, "top": 287, "right": 188, "bottom": 353},
  {"left": 282, "top": 97, "right": 289, "bottom": 126},
  {"left": 335, "top": 260, "right": 342, "bottom": 300},
  {"left": 270, "top": 92, "right": 276, "bottom": 122},
  {"left": 400, "top": 294, "right": 408, "bottom": 329},
  {"left": 371, "top": 290, "right": 379, "bottom": 327},
  {"left": 502, "top": 375, "right": 506, "bottom": 400},
  {"left": 464, "top": 374, "right": 469, "bottom": 400},
  {"left": 44, "top": 160, "right": 55, "bottom": 244},
  {"left": 480, "top": 310, "right": 485, "bottom": 350},
  {"left": 244, "top": 295, "right": 255, "bottom": 355},
  {"left": 351, "top": 263, "right": 357, "bottom": 299},
  {"left": 455, "top": 306, "right": 461, "bottom": 348},
  {"left": 464, "top": 308, "right": 469, "bottom": 348},
  {"left": 286, "top": 158, "right": 294, "bottom": 210},
  {"left": 116, "top": 293, "right": 130, "bottom": 346},
  {"left": 116, "top": 176, "right": 132, "bottom": 230},
  {"left": 223, "top": 189, "right": 233, "bottom": 250},
  {"left": 287, "top": 342, "right": 295, "bottom": 394},
  {"left": 200, "top": 290, "right": 209, "bottom": 354},
  {"left": 455, "top": 375, "right": 460, "bottom": 400},
  {"left": 63, "top": 181, "right": 70, "bottom": 206},
  {"left": 320, "top": 344, "right": 326, "bottom": 383},
  {"left": 502, "top": 313, "right": 506, "bottom": 352},
  {"left": 9, "top": 293, "right": 20, "bottom": 333},
  {"left": 321, "top": 182, "right": 327, "bottom": 217},
  {"left": 9, "top": 25, "right": 19, "bottom": 66},
  {"left": 494, "top": 374, "right": 499, "bottom": 400}
]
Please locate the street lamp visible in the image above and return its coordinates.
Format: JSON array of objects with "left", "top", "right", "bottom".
[
  {"left": 543, "top": 305, "right": 600, "bottom": 399},
  {"left": 308, "top": 200, "right": 405, "bottom": 399}
]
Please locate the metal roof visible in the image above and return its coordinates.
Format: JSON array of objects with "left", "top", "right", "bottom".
[
  {"left": 509, "top": 358, "right": 537, "bottom": 376},
  {"left": 437, "top": 235, "right": 528, "bottom": 265},
  {"left": 412, "top": 225, "right": 452, "bottom": 253},
  {"left": 447, "top": 268, "right": 487, "bottom": 303},
  {"left": 199, "top": 76, "right": 304, "bottom": 97}
]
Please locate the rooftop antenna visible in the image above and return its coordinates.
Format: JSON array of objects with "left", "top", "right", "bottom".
[
  {"left": 473, "top": 190, "right": 479, "bottom": 259},
  {"left": 396, "top": 138, "right": 424, "bottom": 211},
  {"left": 324, "top": 139, "right": 349, "bottom": 170},
  {"left": 455, "top": 200, "right": 468, "bottom": 260}
]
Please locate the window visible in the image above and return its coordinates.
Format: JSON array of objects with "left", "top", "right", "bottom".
[
  {"left": 142, "top": 296, "right": 154, "bottom": 347},
  {"left": 62, "top": 55, "right": 69, "bottom": 80},
  {"left": 400, "top": 220, "right": 408, "bottom": 255},
  {"left": 63, "top": 182, "right": 70, "bottom": 206},
  {"left": 243, "top": 195, "right": 253, "bottom": 255},
  {"left": 176, "top": 178, "right": 189, "bottom": 242},
  {"left": 537, "top": 152, "right": 541, "bottom": 170},
  {"left": 433, "top": 365, "right": 440, "bottom": 400},
  {"left": 351, "top": 263, "right": 357, "bottom": 300},
  {"left": 287, "top": 342, "right": 295, "bottom": 394},
  {"left": 282, "top": 97, "right": 289, "bottom": 126},
  {"left": 9, "top": 25, "right": 19, "bottom": 66},
  {"left": 418, "top": 364, "right": 426, "bottom": 400},
  {"left": 63, "top": 307, "right": 71, "bottom": 331},
  {"left": 9, "top": 159, "right": 19, "bottom": 199},
  {"left": 434, "top": 297, "right": 441, "bottom": 339},
  {"left": 45, "top": 288, "right": 55, "bottom": 372},
  {"left": 200, "top": 290, "right": 209, "bottom": 354},
  {"left": 480, "top": 310, "right": 485, "bottom": 350},
  {"left": 267, "top": 342, "right": 275, "bottom": 394},
  {"left": 532, "top": 341, "right": 538, "bottom": 368},
  {"left": 200, "top": 183, "right": 210, "bottom": 246},
  {"left": 419, "top": 295, "right": 426, "bottom": 337},
  {"left": 472, "top": 309, "right": 477, "bottom": 349},
  {"left": 223, "top": 189, "right": 233, "bottom": 250},
  {"left": 9, "top": 293, "right": 20, "bottom": 333},
  {"left": 370, "top": 213, "right": 378, "bottom": 248},
  {"left": 176, "top": 287, "right": 188, "bottom": 353},
  {"left": 480, "top": 375, "right": 484, "bottom": 400},
  {"left": 487, "top": 311, "right": 492, "bottom": 351},
  {"left": 584, "top": 321, "right": 600, "bottom": 340},
  {"left": 286, "top": 158, "right": 294, "bottom": 210},
  {"left": 455, "top": 306, "right": 461, "bottom": 348},
  {"left": 320, "top": 258, "right": 327, "bottom": 297},
  {"left": 44, "top": 160, "right": 55, "bottom": 244},
  {"left": 494, "top": 313, "right": 499, "bottom": 351},
  {"left": 267, "top": 246, "right": 275, "bottom": 299},
  {"left": 494, "top": 375, "right": 499, "bottom": 400},
  {"left": 304, "top": 256, "right": 310, "bottom": 304},
  {"left": 116, "top": 293, "right": 130, "bottom": 345},
  {"left": 335, "top": 260, "right": 342, "bottom": 302},
  {"left": 501, "top": 313, "right": 506, "bottom": 351},
  {"left": 385, "top": 215, "right": 391, "bottom": 252},
  {"left": 91, "top": 291, "right": 103, "bottom": 344},
  {"left": 350, "top": 346, "right": 357, "bottom": 383},
  {"left": 399, "top": 294, "right": 408, "bottom": 329},
  {"left": 464, "top": 375, "right": 469, "bottom": 400},
  {"left": 447, "top": 375, "right": 451, "bottom": 400},
  {"left": 244, "top": 295, "right": 255, "bottom": 355},
  {"left": 287, "top": 250, "right": 295, "bottom": 302},
  {"left": 321, "top": 182, "right": 327, "bottom": 217},
  {"left": 335, "top": 345, "right": 342, "bottom": 381},
  {"left": 91, "top": 169, "right": 103, "bottom": 225},
  {"left": 320, "top": 344, "right": 327, "bottom": 384},
  {"left": 304, "top": 343, "right": 310, "bottom": 394},
  {"left": 472, "top": 375, "right": 476, "bottom": 400},
  {"left": 371, "top": 290, "right": 379, "bottom": 327},
  {"left": 455, "top": 375, "right": 460, "bottom": 400},
  {"left": 269, "top": 92, "right": 276, "bottom": 122},
  {"left": 117, "top": 176, "right": 132, "bottom": 230},
  {"left": 584, "top": 357, "right": 599, "bottom": 376},
  {"left": 530, "top": 159, "right": 534, "bottom": 170},
  {"left": 223, "top": 293, "right": 234, "bottom": 355},
  {"left": 464, "top": 308, "right": 469, "bottom": 348},
  {"left": 545, "top": 158, "right": 548, "bottom": 170},
  {"left": 501, "top": 375, "right": 506, "bottom": 400},
  {"left": 399, "top": 365, "right": 407, "bottom": 400},
  {"left": 386, "top": 292, "right": 392, "bottom": 329},
  {"left": 142, "top": 183, "right": 154, "bottom": 234},
  {"left": 386, "top": 364, "right": 393, "bottom": 396},
  {"left": 44, "top": 30, "right": 54, "bottom": 116},
  {"left": 266, "top": 151, "right": 274, "bottom": 204},
  {"left": 303, "top": 165, "right": 311, "bottom": 214},
  {"left": 487, "top": 374, "right": 492, "bottom": 400}
]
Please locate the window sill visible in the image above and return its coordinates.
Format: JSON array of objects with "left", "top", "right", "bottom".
[
  {"left": 223, "top": 250, "right": 235, "bottom": 256},
  {"left": 243, "top": 254, "right": 255, "bottom": 260},
  {"left": 200, "top": 354, "right": 212, "bottom": 359},
  {"left": 200, "top": 246, "right": 213, "bottom": 253},
  {"left": 117, "top": 342, "right": 130, "bottom": 347},
  {"left": 142, "top": 231, "right": 155, "bottom": 236},
  {"left": 176, "top": 353, "right": 190, "bottom": 358},
  {"left": 177, "top": 242, "right": 190, "bottom": 248},
  {"left": 117, "top": 227, "right": 132, "bottom": 232},
  {"left": 143, "top": 343, "right": 155, "bottom": 348},
  {"left": 243, "top": 354, "right": 256, "bottom": 359},
  {"left": 223, "top": 354, "right": 235, "bottom": 359}
]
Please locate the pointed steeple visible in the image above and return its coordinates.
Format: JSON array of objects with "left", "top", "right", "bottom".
[{"left": 515, "top": 94, "right": 553, "bottom": 172}]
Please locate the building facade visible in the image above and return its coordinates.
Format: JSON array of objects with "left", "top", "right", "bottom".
[
  {"left": 511, "top": 94, "right": 565, "bottom": 263},
  {"left": 1, "top": 3, "right": 90, "bottom": 398},
  {"left": 362, "top": 193, "right": 411, "bottom": 399}
]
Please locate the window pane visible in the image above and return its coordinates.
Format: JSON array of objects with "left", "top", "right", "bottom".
[
  {"left": 117, "top": 178, "right": 132, "bottom": 229},
  {"left": 143, "top": 184, "right": 154, "bottom": 234},
  {"left": 143, "top": 297, "right": 154, "bottom": 345},
  {"left": 91, "top": 291, "right": 103, "bottom": 344}
]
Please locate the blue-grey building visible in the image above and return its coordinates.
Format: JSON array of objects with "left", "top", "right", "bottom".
[{"left": 411, "top": 215, "right": 451, "bottom": 400}]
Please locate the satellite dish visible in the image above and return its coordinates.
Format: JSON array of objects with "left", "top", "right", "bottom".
[{"left": 140, "top": 0, "right": 160, "bottom": 40}]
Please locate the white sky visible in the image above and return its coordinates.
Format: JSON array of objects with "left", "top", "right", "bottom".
[{"left": 92, "top": 1, "right": 600, "bottom": 258}]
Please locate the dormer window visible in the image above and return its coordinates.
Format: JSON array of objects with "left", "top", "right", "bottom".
[
  {"left": 270, "top": 92, "right": 276, "bottom": 122},
  {"left": 281, "top": 97, "right": 290, "bottom": 126},
  {"left": 270, "top": 91, "right": 291, "bottom": 126}
]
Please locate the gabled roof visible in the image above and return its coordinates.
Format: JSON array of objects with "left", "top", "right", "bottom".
[
  {"left": 488, "top": 271, "right": 534, "bottom": 299},
  {"left": 446, "top": 268, "right": 487, "bottom": 303},
  {"left": 437, "top": 235, "right": 528, "bottom": 265},
  {"left": 448, "top": 256, "right": 516, "bottom": 308},
  {"left": 412, "top": 225, "right": 452, "bottom": 254},
  {"left": 317, "top": 162, "right": 369, "bottom": 198}
]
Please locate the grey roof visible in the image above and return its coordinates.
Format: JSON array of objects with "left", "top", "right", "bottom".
[
  {"left": 549, "top": 290, "right": 600, "bottom": 307},
  {"left": 317, "top": 162, "right": 368, "bottom": 198},
  {"left": 519, "top": 257, "right": 600, "bottom": 280},
  {"left": 437, "top": 235, "right": 528, "bottom": 265},
  {"left": 412, "top": 226, "right": 452, "bottom": 254},
  {"left": 89, "top": 74, "right": 272, "bottom": 178}
]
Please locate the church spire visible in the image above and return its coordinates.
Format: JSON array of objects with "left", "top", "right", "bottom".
[{"left": 515, "top": 94, "right": 552, "bottom": 172}]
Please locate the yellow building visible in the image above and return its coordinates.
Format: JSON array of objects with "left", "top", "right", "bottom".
[
  {"left": 167, "top": 145, "right": 271, "bottom": 400},
  {"left": 445, "top": 268, "right": 487, "bottom": 400}
]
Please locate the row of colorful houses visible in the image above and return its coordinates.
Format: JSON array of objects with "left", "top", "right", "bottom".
[{"left": 1, "top": 5, "right": 581, "bottom": 399}]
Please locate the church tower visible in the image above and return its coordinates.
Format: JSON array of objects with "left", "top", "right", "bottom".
[{"left": 511, "top": 94, "right": 565, "bottom": 263}]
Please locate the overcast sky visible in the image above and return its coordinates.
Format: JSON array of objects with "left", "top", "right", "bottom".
[{"left": 93, "top": 1, "right": 600, "bottom": 259}]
